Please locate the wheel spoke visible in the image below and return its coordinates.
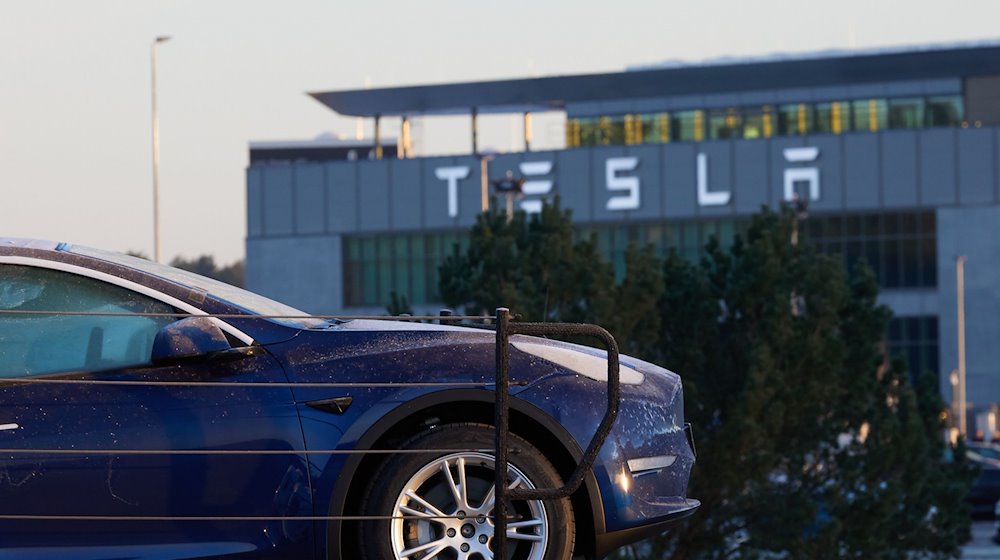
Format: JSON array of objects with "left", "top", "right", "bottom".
[
  {"left": 479, "top": 471, "right": 527, "bottom": 511},
  {"left": 399, "top": 537, "right": 449, "bottom": 558},
  {"left": 440, "top": 457, "right": 467, "bottom": 511},
  {"left": 507, "top": 529, "right": 544, "bottom": 542},
  {"left": 399, "top": 504, "right": 444, "bottom": 520},
  {"left": 403, "top": 489, "right": 448, "bottom": 518},
  {"left": 508, "top": 473, "right": 525, "bottom": 490},
  {"left": 508, "top": 519, "right": 543, "bottom": 530},
  {"left": 456, "top": 456, "right": 469, "bottom": 510}
]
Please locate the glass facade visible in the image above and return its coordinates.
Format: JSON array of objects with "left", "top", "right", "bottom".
[
  {"left": 802, "top": 211, "right": 936, "bottom": 289},
  {"left": 344, "top": 211, "right": 937, "bottom": 308},
  {"left": 343, "top": 232, "right": 470, "bottom": 307},
  {"left": 887, "top": 316, "right": 940, "bottom": 383},
  {"left": 566, "top": 95, "right": 964, "bottom": 148}
]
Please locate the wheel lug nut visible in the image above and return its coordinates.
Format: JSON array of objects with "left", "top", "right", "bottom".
[
  {"left": 456, "top": 510, "right": 466, "bottom": 519},
  {"left": 479, "top": 534, "right": 488, "bottom": 544},
  {"left": 461, "top": 543, "right": 470, "bottom": 552},
  {"left": 447, "top": 528, "right": 456, "bottom": 537},
  {"left": 477, "top": 515, "right": 486, "bottom": 524}
]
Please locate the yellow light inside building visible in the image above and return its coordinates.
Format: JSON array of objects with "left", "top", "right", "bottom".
[
  {"left": 869, "top": 100, "right": 878, "bottom": 132},
  {"left": 832, "top": 103, "right": 843, "bottom": 134},
  {"left": 659, "top": 113, "right": 670, "bottom": 143},
  {"left": 797, "top": 104, "right": 807, "bottom": 134},
  {"left": 694, "top": 111, "right": 704, "bottom": 142}
]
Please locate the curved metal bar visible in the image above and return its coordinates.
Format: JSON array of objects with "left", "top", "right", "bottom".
[{"left": 493, "top": 307, "right": 621, "bottom": 557}]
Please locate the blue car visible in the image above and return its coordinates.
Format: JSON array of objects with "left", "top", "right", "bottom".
[{"left": 0, "top": 238, "right": 698, "bottom": 560}]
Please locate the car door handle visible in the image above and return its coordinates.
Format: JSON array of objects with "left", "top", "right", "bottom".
[{"left": 0, "top": 423, "right": 19, "bottom": 431}]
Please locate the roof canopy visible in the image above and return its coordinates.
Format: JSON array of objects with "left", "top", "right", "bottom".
[{"left": 309, "top": 43, "right": 1000, "bottom": 118}]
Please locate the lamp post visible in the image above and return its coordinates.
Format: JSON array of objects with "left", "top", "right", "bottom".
[
  {"left": 956, "top": 255, "right": 968, "bottom": 439},
  {"left": 491, "top": 170, "right": 525, "bottom": 221},
  {"left": 151, "top": 35, "right": 171, "bottom": 263}
]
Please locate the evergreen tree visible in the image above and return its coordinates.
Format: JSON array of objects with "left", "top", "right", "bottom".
[
  {"left": 438, "top": 198, "right": 661, "bottom": 348},
  {"left": 649, "top": 208, "right": 973, "bottom": 559}
]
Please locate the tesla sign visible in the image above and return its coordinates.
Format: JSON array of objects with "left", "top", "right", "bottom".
[{"left": 435, "top": 148, "right": 821, "bottom": 217}]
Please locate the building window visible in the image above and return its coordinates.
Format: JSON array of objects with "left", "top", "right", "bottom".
[
  {"left": 803, "top": 211, "right": 936, "bottom": 289},
  {"left": 708, "top": 108, "right": 743, "bottom": 140},
  {"left": 852, "top": 99, "right": 888, "bottom": 132},
  {"left": 575, "top": 117, "right": 600, "bottom": 146},
  {"left": 598, "top": 116, "right": 617, "bottom": 145},
  {"left": 889, "top": 97, "right": 925, "bottom": 129},
  {"left": 887, "top": 315, "right": 939, "bottom": 384},
  {"left": 635, "top": 112, "right": 670, "bottom": 144},
  {"left": 566, "top": 119, "right": 582, "bottom": 147},
  {"left": 343, "top": 232, "right": 469, "bottom": 308},
  {"left": 567, "top": 95, "right": 964, "bottom": 149},
  {"left": 743, "top": 105, "right": 774, "bottom": 139},
  {"left": 624, "top": 114, "right": 642, "bottom": 145},
  {"left": 815, "top": 101, "right": 850, "bottom": 134},
  {"left": 926, "top": 95, "right": 964, "bottom": 127},
  {"left": 673, "top": 110, "right": 705, "bottom": 142},
  {"left": 777, "top": 103, "right": 813, "bottom": 135}
]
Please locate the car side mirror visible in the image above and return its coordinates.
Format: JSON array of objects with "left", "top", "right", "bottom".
[{"left": 151, "top": 316, "right": 232, "bottom": 363}]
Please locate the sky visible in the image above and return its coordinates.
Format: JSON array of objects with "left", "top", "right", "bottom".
[{"left": 2, "top": 0, "right": 1000, "bottom": 264}]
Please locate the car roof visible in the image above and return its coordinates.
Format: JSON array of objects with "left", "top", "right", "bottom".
[{"left": 0, "top": 238, "right": 61, "bottom": 251}]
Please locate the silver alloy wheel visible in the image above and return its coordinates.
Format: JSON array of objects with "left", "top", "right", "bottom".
[{"left": 390, "top": 451, "right": 549, "bottom": 560}]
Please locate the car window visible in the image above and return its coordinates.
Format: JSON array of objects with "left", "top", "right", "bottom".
[{"left": 0, "top": 264, "right": 180, "bottom": 377}]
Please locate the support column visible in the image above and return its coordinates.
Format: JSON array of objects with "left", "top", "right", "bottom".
[
  {"left": 523, "top": 112, "right": 533, "bottom": 152},
  {"left": 479, "top": 156, "right": 491, "bottom": 212},
  {"left": 471, "top": 108, "right": 479, "bottom": 155},
  {"left": 373, "top": 114, "right": 383, "bottom": 160},
  {"left": 400, "top": 116, "right": 410, "bottom": 159}
]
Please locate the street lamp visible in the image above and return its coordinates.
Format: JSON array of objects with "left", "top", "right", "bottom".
[
  {"left": 151, "top": 35, "right": 171, "bottom": 263},
  {"left": 491, "top": 170, "right": 525, "bottom": 220},
  {"left": 956, "top": 256, "right": 968, "bottom": 439}
]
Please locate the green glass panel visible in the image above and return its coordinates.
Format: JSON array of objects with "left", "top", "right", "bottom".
[
  {"left": 926, "top": 96, "right": 964, "bottom": 127},
  {"left": 889, "top": 97, "right": 925, "bottom": 129},
  {"left": 743, "top": 106, "right": 774, "bottom": 139},
  {"left": 718, "top": 221, "right": 735, "bottom": 247},
  {"left": 412, "top": 259, "right": 427, "bottom": 304},
  {"left": 672, "top": 110, "right": 704, "bottom": 142},
  {"left": 360, "top": 237, "right": 376, "bottom": 260},
  {"left": 777, "top": 103, "right": 813, "bottom": 135},
  {"left": 815, "top": 101, "right": 850, "bottom": 134},
  {"left": 578, "top": 118, "right": 599, "bottom": 146},
  {"left": 708, "top": 108, "right": 743, "bottom": 140},
  {"left": 852, "top": 99, "right": 888, "bottom": 132}
]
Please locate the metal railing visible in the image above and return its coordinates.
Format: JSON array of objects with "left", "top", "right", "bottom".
[{"left": 0, "top": 305, "right": 621, "bottom": 557}]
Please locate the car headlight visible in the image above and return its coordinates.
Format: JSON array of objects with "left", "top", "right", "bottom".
[{"left": 511, "top": 340, "right": 644, "bottom": 385}]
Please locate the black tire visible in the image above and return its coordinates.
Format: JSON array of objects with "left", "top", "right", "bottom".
[{"left": 358, "top": 422, "right": 575, "bottom": 559}]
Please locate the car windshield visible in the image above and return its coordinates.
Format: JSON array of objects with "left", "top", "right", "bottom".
[{"left": 68, "top": 245, "right": 327, "bottom": 329}]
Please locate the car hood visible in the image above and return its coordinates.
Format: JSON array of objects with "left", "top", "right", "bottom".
[{"left": 278, "top": 319, "right": 677, "bottom": 391}]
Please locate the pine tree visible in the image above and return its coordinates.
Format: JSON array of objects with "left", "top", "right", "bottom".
[{"left": 650, "top": 208, "right": 973, "bottom": 559}]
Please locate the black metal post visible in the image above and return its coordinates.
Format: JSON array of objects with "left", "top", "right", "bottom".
[{"left": 493, "top": 307, "right": 510, "bottom": 557}]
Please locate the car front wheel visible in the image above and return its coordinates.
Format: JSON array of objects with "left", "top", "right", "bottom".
[{"left": 359, "top": 423, "right": 575, "bottom": 559}]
